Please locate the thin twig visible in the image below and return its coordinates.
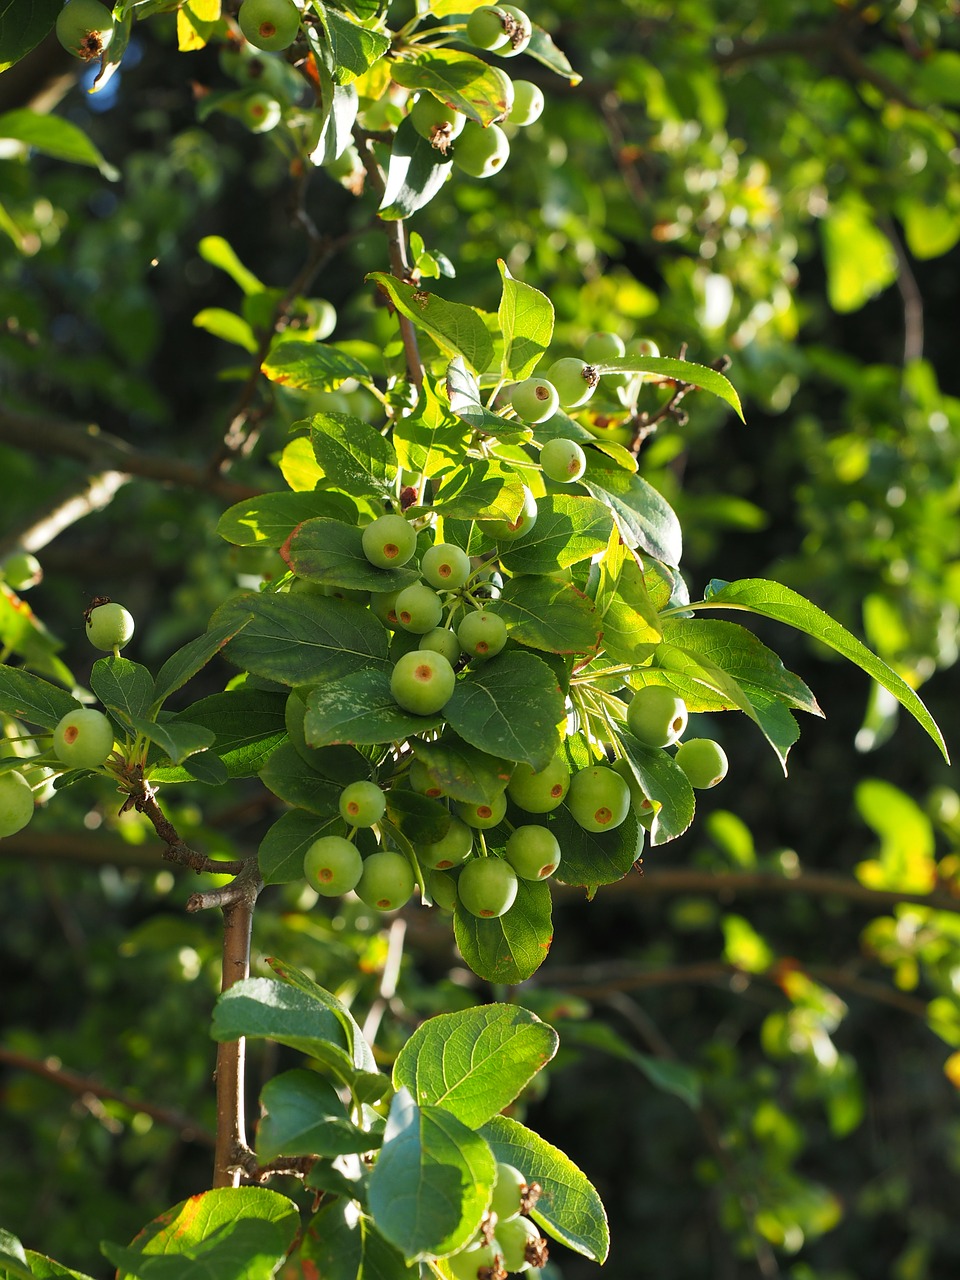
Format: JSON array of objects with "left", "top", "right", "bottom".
[
  {"left": 0, "top": 470, "right": 129, "bottom": 558},
  {"left": 879, "top": 213, "right": 924, "bottom": 365},
  {"left": 124, "top": 770, "right": 246, "bottom": 877}
]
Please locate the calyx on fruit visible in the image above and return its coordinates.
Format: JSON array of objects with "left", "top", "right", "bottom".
[{"left": 55, "top": 0, "right": 115, "bottom": 60}]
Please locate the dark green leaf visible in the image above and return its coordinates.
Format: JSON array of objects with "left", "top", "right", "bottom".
[
  {"left": 265, "top": 956, "right": 379, "bottom": 1078},
  {"left": 497, "top": 494, "right": 614, "bottom": 573},
  {"left": 315, "top": 5, "right": 389, "bottom": 83},
  {"left": 299, "top": 1201, "right": 415, "bottom": 1280},
  {"left": 496, "top": 577, "right": 601, "bottom": 654},
  {"left": 391, "top": 49, "right": 513, "bottom": 125},
  {"left": 366, "top": 273, "right": 494, "bottom": 375},
  {"left": 284, "top": 519, "right": 419, "bottom": 592},
  {"left": 308, "top": 412, "right": 398, "bottom": 499},
  {"left": 444, "top": 651, "right": 565, "bottom": 771},
  {"left": 595, "top": 355, "right": 743, "bottom": 420},
  {"left": 453, "top": 876, "right": 553, "bottom": 984},
  {"left": 182, "top": 750, "right": 229, "bottom": 786},
  {"left": 0, "top": 109, "right": 116, "bottom": 178},
  {"left": 411, "top": 737, "right": 513, "bottom": 805},
  {"left": 526, "top": 23, "right": 583, "bottom": 85},
  {"left": 480, "top": 1116, "right": 609, "bottom": 1262},
  {"left": 498, "top": 260, "right": 554, "bottom": 382},
  {"left": 90, "top": 657, "right": 154, "bottom": 725},
  {"left": 384, "top": 789, "right": 451, "bottom": 845},
  {"left": 305, "top": 669, "right": 443, "bottom": 747},
  {"left": 149, "top": 688, "right": 287, "bottom": 783},
  {"left": 259, "top": 741, "right": 341, "bottom": 814},
  {"left": 257, "top": 1070, "right": 375, "bottom": 1161},
  {"left": 445, "top": 358, "right": 521, "bottom": 438},
  {"left": 393, "top": 1004, "right": 558, "bottom": 1128},
  {"left": 549, "top": 803, "right": 643, "bottom": 889},
  {"left": 0, "top": 667, "right": 80, "bottom": 731},
  {"left": 565, "top": 1021, "right": 701, "bottom": 1108},
  {"left": 0, "top": 0, "right": 60, "bottom": 73},
  {"left": 128, "top": 714, "right": 215, "bottom": 765},
  {"left": 261, "top": 341, "right": 372, "bottom": 392},
  {"left": 379, "top": 118, "right": 454, "bottom": 221}
]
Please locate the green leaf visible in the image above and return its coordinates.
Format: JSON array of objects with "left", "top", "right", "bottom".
[
  {"left": 679, "top": 579, "right": 949, "bottom": 761},
  {"left": 596, "top": 546, "right": 662, "bottom": 664},
  {"left": 315, "top": 5, "right": 389, "bottom": 83},
  {"left": 497, "top": 494, "right": 614, "bottom": 573},
  {"left": 453, "top": 877, "right": 553, "bottom": 984},
  {"left": 212, "top": 592, "right": 390, "bottom": 686},
  {"left": 0, "top": 1229, "right": 32, "bottom": 1279},
  {"left": 480, "top": 1115, "right": 608, "bottom": 1262},
  {"left": 90, "top": 657, "right": 155, "bottom": 726},
  {"left": 367, "top": 273, "right": 494, "bottom": 375},
  {"left": 152, "top": 615, "right": 255, "bottom": 710},
  {"left": 393, "top": 1005, "right": 558, "bottom": 1128},
  {"left": 620, "top": 731, "right": 696, "bottom": 845},
  {"left": 444, "top": 650, "right": 564, "bottom": 771},
  {"left": 259, "top": 809, "right": 346, "bottom": 885},
  {"left": 305, "top": 669, "right": 443, "bottom": 747},
  {"left": 198, "top": 235, "right": 263, "bottom": 295},
  {"left": 102, "top": 1188, "right": 299, "bottom": 1278},
  {"left": 548, "top": 803, "right": 643, "bottom": 889},
  {"left": 565, "top": 1021, "right": 701, "bottom": 1109},
  {"left": 25, "top": 1253, "right": 98, "bottom": 1280},
  {"left": 433, "top": 459, "right": 526, "bottom": 521},
  {"left": 581, "top": 458, "right": 683, "bottom": 567},
  {"left": 265, "top": 956, "right": 379, "bottom": 1078},
  {"left": 379, "top": 118, "right": 454, "bottom": 221},
  {"left": 391, "top": 49, "right": 513, "bottom": 125},
  {"left": 262, "top": 342, "right": 372, "bottom": 391},
  {"left": 307, "top": 412, "right": 398, "bottom": 499},
  {"left": 283, "top": 519, "right": 420, "bottom": 592},
  {"left": 445, "top": 358, "right": 522, "bottom": 439},
  {"left": 526, "top": 23, "right": 582, "bottom": 85},
  {"left": 128, "top": 714, "right": 215, "bottom": 765},
  {"left": 368, "top": 1090, "right": 496, "bottom": 1261},
  {"left": 0, "top": 667, "right": 80, "bottom": 731},
  {"left": 392, "top": 376, "right": 471, "bottom": 477},
  {"left": 496, "top": 576, "right": 601, "bottom": 655},
  {"left": 595, "top": 355, "right": 744, "bottom": 421},
  {"left": 257, "top": 1069, "right": 375, "bottom": 1161},
  {"left": 384, "top": 788, "right": 451, "bottom": 845},
  {"left": 259, "top": 741, "right": 342, "bottom": 814},
  {"left": 411, "top": 737, "right": 513, "bottom": 805},
  {"left": 821, "top": 200, "right": 898, "bottom": 313},
  {"left": 0, "top": 586, "right": 69, "bottom": 675},
  {"left": 299, "top": 1201, "right": 416, "bottom": 1279},
  {"left": 149, "top": 688, "right": 287, "bottom": 782},
  {"left": 182, "top": 750, "right": 229, "bottom": 786},
  {"left": 0, "top": 0, "right": 59, "bottom": 72},
  {"left": 218, "top": 492, "right": 349, "bottom": 548},
  {"left": 497, "top": 260, "right": 554, "bottom": 381},
  {"left": 0, "top": 109, "right": 117, "bottom": 179},
  {"left": 192, "top": 307, "right": 257, "bottom": 353}
]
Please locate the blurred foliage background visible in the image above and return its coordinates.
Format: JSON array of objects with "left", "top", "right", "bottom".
[{"left": 2, "top": 1, "right": 960, "bottom": 1276}]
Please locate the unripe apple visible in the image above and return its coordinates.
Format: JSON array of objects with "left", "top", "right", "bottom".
[
  {"left": 303, "top": 835, "right": 363, "bottom": 896},
  {"left": 486, "top": 486, "right": 537, "bottom": 541},
  {"left": 490, "top": 1161, "right": 527, "bottom": 1222},
  {"left": 675, "top": 737, "right": 729, "bottom": 789},
  {"left": 507, "top": 755, "right": 570, "bottom": 812},
  {"left": 421, "top": 543, "right": 471, "bottom": 590},
  {"left": 394, "top": 582, "right": 444, "bottom": 634},
  {"left": 505, "top": 824, "right": 561, "bottom": 880},
  {"left": 355, "top": 850, "right": 416, "bottom": 911},
  {"left": 457, "top": 610, "right": 508, "bottom": 660},
  {"left": 390, "top": 650, "right": 456, "bottom": 715},
  {"left": 237, "top": 0, "right": 301, "bottom": 51},
  {"left": 1, "top": 552, "right": 42, "bottom": 591},
  {"left": 497, "top": 1215, "right": 547, "bottom": 1271},
  {"left": 511, "top": 376, "right": 559, "bottom": 423},
  {"left": 409, "top": 93, "right": 466, "bottom": 148},
  {"left": 567, "top": 765, "right": 631, "bottom": 833},
  {"left": 457, "top": 856, "right": 518, "bottom": 918},
  {"left": 417, "top": 816, "right": 473, "bottom": 869},
  {"left": 52, "top": 708, "right": 115, "bottom": 770},
  {"left": 361, "top": 514, "right": 417, "bottom": 568},
  {"left": 626, "top": 685, "right": 688, "bottom": 748},
  {"left": 455, "top": 791, "right": 507, "bottom": 830},
  {"left": 419, "top": 627, "right": 462, "bottom": 665},
  {"left": 540, "top": 436, "right": 587, "bottom": 482},
  {"left": 55, "top": 0, "right": 114, "bottom": 60},
  {"left": 338, "top": 781, "right": 386, "bottom": 827},
  {"left": 0, "top": 770, "right": 35, "bottom": 838},
  {"left": 546, "top": 357, "right": 598, "bottom": 409},
  {"left": 452, "top": 122, "right": 510, "bottom": 179},
  {"left": 86, "top": 602, "right": 135, "bottom": 652},
  {"left": 508, "top": 80, "right": 545, "bottom": 126}
]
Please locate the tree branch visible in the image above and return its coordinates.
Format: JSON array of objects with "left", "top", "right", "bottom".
[{"left": 0, "top": 470, "right": 129, "bottom": 558}]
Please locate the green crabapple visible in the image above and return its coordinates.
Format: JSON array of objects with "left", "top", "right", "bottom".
[
  {"left": 546, "top": 357, "right": 599, "bottom": 409},
  {"left": 455, "top": 791, "right": 508, "bottom": 830},
  {"left": 583, "top": 330, "right": 626, "bottom": 364},
  {"left": 361, "top": 514, "right": 417, "bottom": 568},
  {"left": 497, "top": 1215, "right": 548, "bottom": 1271},
  {"left": 419, "top": 627, "right": 462, "bottom": 665},
  {"left": 237, "top": 0, "right": 301, "bottom": 51},
  {"left": 409, "top": 93, "right": 466, "bottom": 148},
  {"left": 394, "top": 582, "right": 444, "bottom": 634},
  {"left": 567, "top": 765, "right": 632, "bottom": 833},
  {"left": 303, "top": 835, "right": 363, "bottom": 896},
  {"left": 417, "top": 816, "right": 473, "bottom": 869},
  {"left": 355, "top": 849, "right": 416, "bottom": 911},
  {"left": 511, "top": 376, "right": 560, "bottom": 423},
  {"left": 369, "top": 589, "right": 401, "bottom": 627},
  {"left": 505, "top": 824, "right": 561, "bottom": 880},
  {"left": 497, "top": 4, "right": 533, "bottom": 57},
  {"left": 447, "top": 1242, "right": 504, "bottom": 1280},
  {"left": 465, "top": 5, "right": 512, "bottom": 51},
  {"left": 452, "top": 122, "right": 510, "bottom": 178},
  {"left": 390, "top": 650, "right": 456, "bottom": 715},
  {"left": 0, "top": 770, "right": 35, "bottom": 838},
  {"left": 486, "top": 486, "right": 537, "bottom": 540},
  {"left": 490, "top": 1161, "right": 527, "bottom": 1222},
  {"left": 611, "top": 757, "right": 655, "bottom": 825},
  {"left": 457, "top": 856, "right": 518, "bottom": 918},
  {"left": 409, "top": 757, "right": 444, "bottom": 798},
  {"left": 457, "top": 610, "right": 508, "bottom": 660},
  {"left": 626, "top": 684, "right": 688, "bottom": 748},
  {"left": 420, "top": 543, "right": 471, "bottom": 590},
  {"left": 1, "top": 552, "right": 42, "bottom": 591},
  {"left": 675, "top": 737, "right": 729, "bottom": 789},
  {"left": 52, "top": 708, "right": 115, "bottom": 770},
  {"left": 508, "top": 80, "right": 545, "bottom": 126},
  {"left": 540, "top": 436, "right": 587, "bottom": 482},
  {"left": 85, "top": 601, "right": 135, "bottom": 652},
  {"left": 240, "top": 92, "right": 282, "bottom": 133},
  {"left": 55, "top": 0, "right": 114, "bottom": 59},
  {"left": 507, "top": 755, "right": 571, "bottom": 812},
  {"left": 338, "top": 780, "right": 386, "bottom": 827}
]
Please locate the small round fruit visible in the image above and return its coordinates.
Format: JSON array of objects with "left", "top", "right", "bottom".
[
  {"left": 465, "top": 5, "right": 511, "bottom": 51},
  {"left": 457, "top": 610, "right": 508, "bottom": 660},
  {"left": 486, "top": 486, "right": 537, "bottom": 541},
  {"left": 675, "top": 737, "right": 729, "bottom": 789},
  {"left": 86, "top": 602, "right": 135, "bottom": 652},
  {"left": 626, "top": 685, "right": 688, "bottom": 748},
  {"left": 409, "top": 758, "right": 444, "bottom": 798},
  {"left": 455, "top": 791, "right": 508, "bottom": 830},
  {"left": 507, "top": 756, "right": 570, "bottom": 812},
  {"left": 421, "top": 543, "right": 471, "bottom": 590},
  {"left": 626, "top": 336, "right": 660, "bottom": 359},
  {"left": 490, "top": 1161, "right": 527, "bottom": 1223},
  {"left": 56, "top": 0, "right": 114, "bottom": 60},
  {"left": 418, "top": 816, "right": 473, "bottom": 870},
  {"left": 546, "top": 357, "right": 598, "bottom": 409},
  {"left": 611, "top": 757, "right": 655, "bottom": 823},
  {"left": 497, "top": 1215, "right": 546, "bottom": 1272},
  {"left": 511, "top": 377, "right": 559, "bottom": 424},
  {"left": 508, "top": 80, "right": 544, "bottom": 126},
  {"left": 390, "top": 650, "right": 456, "bottom": 715},
  {"left": 457, "top": 857, "right": 518, "bottom": 918},
  {"left": 409, "top": 93, "right": 466, "bottom": 146},
  {"left": 303, "top": 835, "right": 363, "bottom": 896},
  {"left": 237, "top": 0, "right": 300, "bottom": 51},
  {"left": 419, "top": 627, "right": 462, "bottom": 665},
  {"left": 448, "top": 1242, "right": 505, "bottom": 1280},
  {"left": 583, "top": 331, "right": 626, "bottom": 364},
  {"left": 540, "top": 436, "right": 587, "bottom": 482},
  {"left": 567, "top": 765, "right": 631, "bottom": 833},
  {"left": 395, "top": 582, "right": 444, "bottom": 634},
  {"left": 370, "top": 589, "right": 401, "bottom": 628},
  {"left": 497, "top": 5, "right": 532, "bottom": 57},
  {"left": 355, "top": 850, "right": 416, "bottom": 911},
  {"left": 241, "top": 91, "right": 282, "bottom": 133},
  {"left": 505, "top": 824, "right": 561, "bottom": 881},
  {"left": 1, "top": 552, "right": 41, "bottom": 591},
  {"left": 339, "top": 780, "right": 386, "bottom": 827},
  {"left": 52, "top": 708, "right": 115, "bottom": 769},
  {"left": 452, "top": 122, "right": 510, "bottom": 179},
  {"left": 0, "top": 770, "right": 35, "bottom": 837},
  {"left": 361, "top": 514, "right": 417, "bottom": 569}
]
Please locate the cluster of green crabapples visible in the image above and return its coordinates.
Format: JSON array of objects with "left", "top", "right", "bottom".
[
  {"left": 0, "top": 601, "right": 135, "bottom": 840},
  {"left": 441, "top": 1159, "right": 549, "bottom": 1278}
]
